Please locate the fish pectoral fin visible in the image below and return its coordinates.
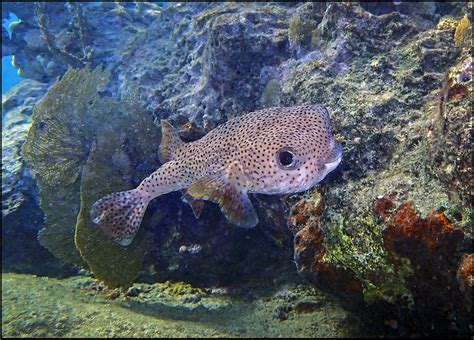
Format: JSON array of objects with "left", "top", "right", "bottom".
[
  {"left": 159, "top": 120, "right": 184, "bottom": 163},
  {"left": 187, "top": 162, "right": 258, "bottom": 228},
  {"left": 180, "top": 189, "right": 204, "bottom": 219}
]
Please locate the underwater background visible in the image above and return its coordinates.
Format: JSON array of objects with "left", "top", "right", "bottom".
[{"left": 2, "top": 2, "right": 472, "bottom": 338}]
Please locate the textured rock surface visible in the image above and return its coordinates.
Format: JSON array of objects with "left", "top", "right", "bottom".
[
  {"left": 2, "top": 272, "right": 367, "bottom": 338},
  {"left": 2, "top": 80, "right": 48, "bottom": 218}
]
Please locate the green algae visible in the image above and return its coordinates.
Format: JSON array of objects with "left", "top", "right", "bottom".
[
  {"left": 261, "top": 78, "right": 282, "bottom": 108},
  {"left": 287, "top": 4, "right": 323, "bottom": 51},
  {"left": 317, "top": 133, "right": 451, "bottom": 304},
  {"left": 2, "top": 272, "right": 367, "bottom": 338},
  {"left": 323, "top": 209, "right": 413, "bottom": 304},
  {"left": 454, "top": 14, "right": 471, "bottom": 48},
  {"left": 193, "top": 5, "right": 238, "bottom": 28},
  {"left": 22, "top": 66, "right": 161, "bottom": 288},
  {"left": 288, "top": 14, "right": 307, "bottom": 47}
]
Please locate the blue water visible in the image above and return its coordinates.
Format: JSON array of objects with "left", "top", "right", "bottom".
[{"left": 2, "top": 12, "right": 22, "bottom": 94}]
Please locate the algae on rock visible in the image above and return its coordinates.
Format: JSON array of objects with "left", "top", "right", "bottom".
[
  {"left": 261, "top": 78, "right": 282, "bottom": 108},
  {"left": 22, "top": 66, "right": 161, "bottom": 288}
]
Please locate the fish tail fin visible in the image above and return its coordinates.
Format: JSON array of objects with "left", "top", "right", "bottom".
[
  {"left": 158, "top": 120, "right": 184, "bottom": 163},
  {"left": 90, "top": 188, "right": 151, "bottom": 246}
]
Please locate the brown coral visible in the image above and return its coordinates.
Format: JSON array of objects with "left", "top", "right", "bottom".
[
  {"left": 287, "top": 193, "right": 325, "bottom": 234},
  {"left": 293, "top": 195, "right": 471, "bottom": 335}
]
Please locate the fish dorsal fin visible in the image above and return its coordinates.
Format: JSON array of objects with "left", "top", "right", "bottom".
[
  {"left": 159, "top": 120, "right": 184, "bottom": 163},
  {"left": 181, "top": 189, "right": 204, "bottom": 219},
  {"left": 187, "top": 161, "right": 259, "bottom": 228}
]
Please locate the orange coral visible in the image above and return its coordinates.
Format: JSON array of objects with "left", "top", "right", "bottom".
[
  {"left": 287, "top": 194, "right": 324, "bottom": 234},
  {"left": 457, "top": 253, "right": 473, "bottom": 304},
  {"left": 448, "top": 84, "right": 469, "bottom": 100},
  {"left": 287, "top": 199, "right": 310, "bottom": 231},
  {"left": 383, "top": 202, "right": 464, "bottom": 256}
]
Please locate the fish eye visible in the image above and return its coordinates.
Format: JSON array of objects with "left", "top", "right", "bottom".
[{"left": 276, "top": 148, "right": 299, "bottom": 170}]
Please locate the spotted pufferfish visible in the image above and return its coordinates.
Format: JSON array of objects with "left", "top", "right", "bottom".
[{"left": 91, "top": 104, "right": 342, "bottom": 246}]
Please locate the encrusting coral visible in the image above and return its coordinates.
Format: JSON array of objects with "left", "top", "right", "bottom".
[{"left": 291, "top": 191, "right": 471, "bottom": 335}]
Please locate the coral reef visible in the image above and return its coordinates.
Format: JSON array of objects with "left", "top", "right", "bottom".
[
  {"left": 292, "top": 192, "right": 471, "bottom": 335},
  {"left": 73, "top": 88, "right": 159, "bottom": 288},
  {"left": 431, "top": 54, "right": 472, "bottom": 204},
  {"left": 22, "top": 66, "right": 104, "bottom": 268},
  {"left": 3, "top": 1, "right": 473, "bottom": 336},
  {"left": 381, "top": 201, "right": 470, "bottom": 335},
  {"left": 280, "top": 4, "right": 472, "bottom": 335}
]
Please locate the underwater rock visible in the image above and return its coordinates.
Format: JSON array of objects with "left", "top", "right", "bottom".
[
  {"left": 2, "top": 25, "right": 16, "bottom": 57},
  {"left": 22, "top": 66, "right": 161, "bottom": 288},
  {"left": 381, "top": 202, "right": 470, "bottom": 336},
  {"left": 2, "top": 79, "right": 49, "bottom": 218},
  {"left": 144, "top": 197, "right": 295, "bottom": 288},
  {"left": 132, "top": 2, "right": 292, "bottom": 124},
  {"left": 358, "top": 2, "right": 397, "bottom": 16},
  {"left": 6, "top": 3, "right": 73, "bottom": 81},
  {"left": 2, "top": 272, "right": 365, "bottom": 337},
  {"left": 428, "top": 52, "right": 472, "bottom": 206},
  {"left": 292, "top": 191, "right": 471, "bottom": 335},
  {"left": 290, "top": 192, "right": 365, "bottom": 309},
  {"left": 276, "top": 5, "right": 471, "bottom": 334},
  {"left": 5, "top": 2, "right": 293, "bottom": 125}
]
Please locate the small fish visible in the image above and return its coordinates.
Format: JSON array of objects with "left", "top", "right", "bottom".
[{"left": 91, "top": 105, "right": 342, "bottom": 246}]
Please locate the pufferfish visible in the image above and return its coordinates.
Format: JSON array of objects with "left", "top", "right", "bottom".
[{"left": 91, "top": 104, "right": 342, "bottom": 246}]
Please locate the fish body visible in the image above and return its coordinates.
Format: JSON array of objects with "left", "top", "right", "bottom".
[{"left": 91, "top": 105, "right": 342, "bottom": 245}]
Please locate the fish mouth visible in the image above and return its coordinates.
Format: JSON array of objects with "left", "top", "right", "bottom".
[
  {"left": 330, "top": 140, "right": 342, "bottom": 161},
  {"left": 324, "top": 156, "right": 342, "bottom": 173},
  {"left": 324, "top": 141, "right": 342, "bottom": 172}
]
